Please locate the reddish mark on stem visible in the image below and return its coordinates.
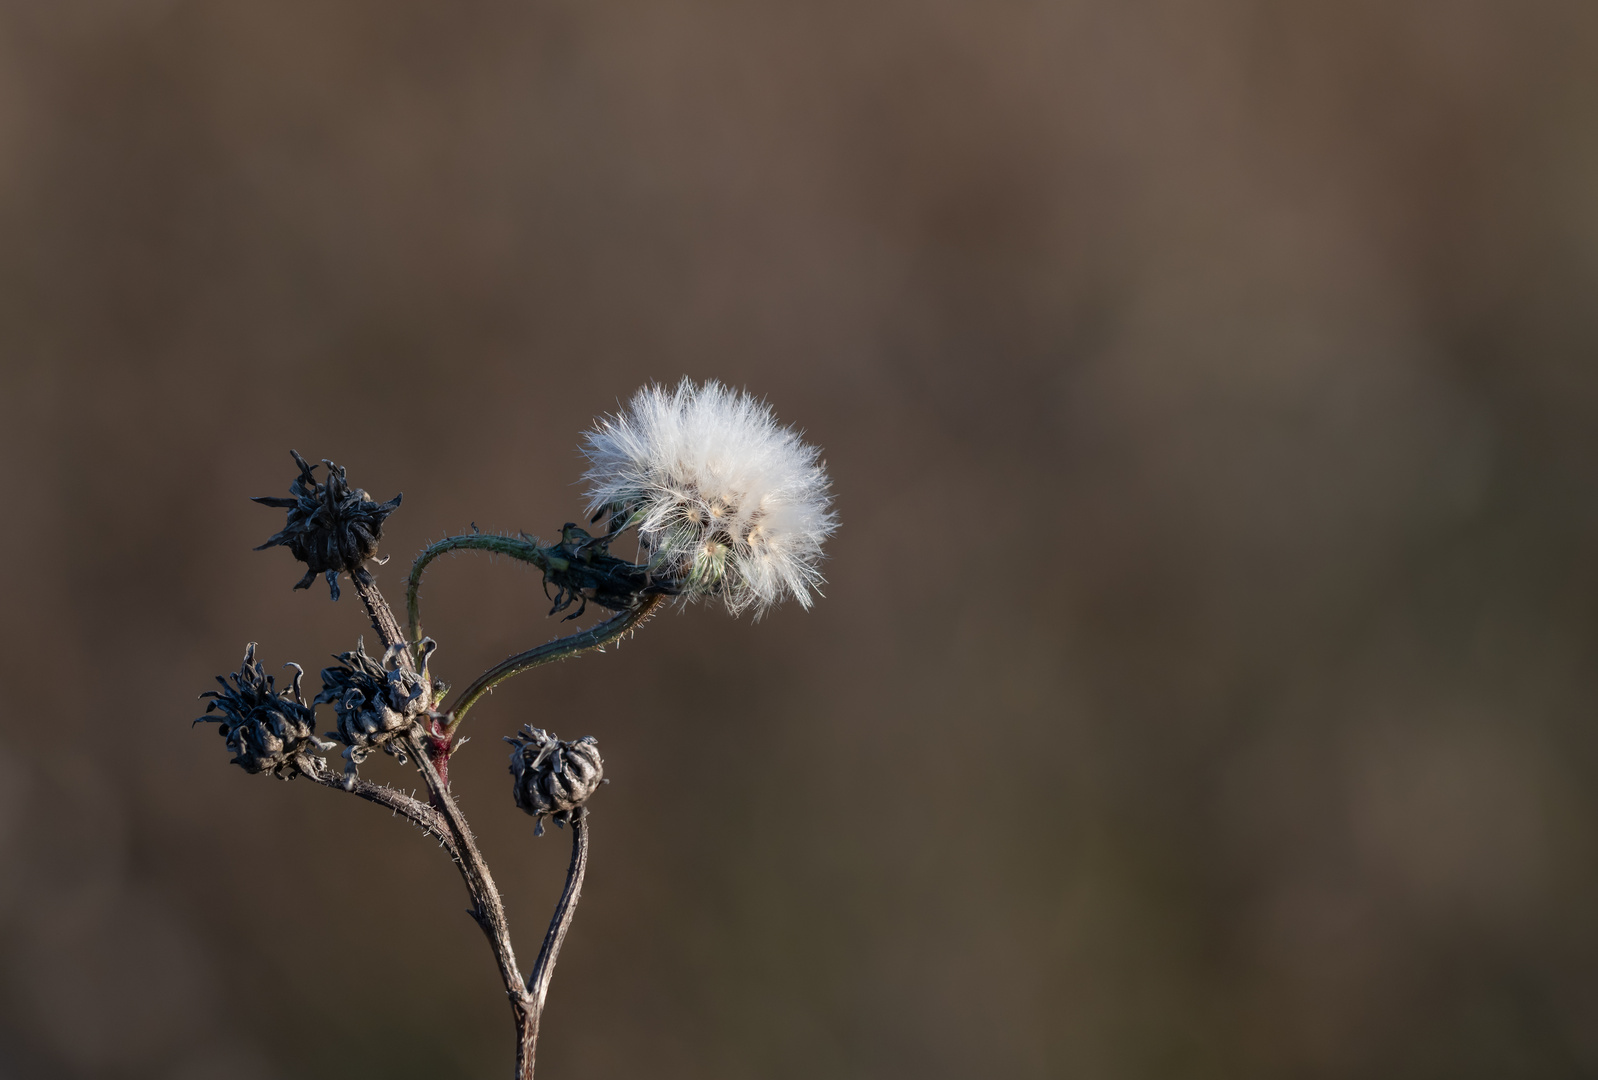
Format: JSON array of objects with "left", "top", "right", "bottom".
[{"left": 426, "top": 717, "right": 453, "bottom": 794}]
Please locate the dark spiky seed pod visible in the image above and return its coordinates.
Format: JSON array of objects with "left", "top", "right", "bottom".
[
  {"left": 194, "top": 643, "right": 332, "bottom": 778},
  {"left": 314, "top": 639, "right": 435, "bottom": 783},
  {"left": 254, "top": 450, "right": 402, "bottom": 600},
  {"left": 506, "top": 727, "right": 605, "bottom": 835}
]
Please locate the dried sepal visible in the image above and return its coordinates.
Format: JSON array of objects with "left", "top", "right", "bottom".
[
  {"left": 506, "top": 727, "right": 605, "bottom": 835},
  {"left": 194, "top": 643, "right": 333, "bottom": 778},
  {"left": 254, "top": 450, "right": 401, "bottom": 600},
  {"left": 541, "top": 523, "right": 677, "bottom": 621}
]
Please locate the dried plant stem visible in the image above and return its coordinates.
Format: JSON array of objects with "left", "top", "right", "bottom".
[
  {"left": 516, "top": 814, "right": 590, "bottom": 1080},
  {"left": 348, "top": 566, "right": 602, "bottom": 1078},
  {"left": 529, "top": 806, "right": 589, "bottom": 1013},
  {"left": 347, "top": 575, "right": 531, "bottom": 1001},
  {"left": 407, "top": 735, "right": 529, "bottom": 992},
  {"left": 351, "top": 568, "right": 413, "bottom": 671},
  {"left": 299, "top": 757, "right": 459, "bottom": 860},
  {"left": 407, "top": 734, "right": 589, "bottom": 1079},
  {"left": 445, "top": 596, "right": 661, "bottom": 738}
]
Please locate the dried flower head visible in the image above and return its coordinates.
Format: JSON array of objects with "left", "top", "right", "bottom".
[
  {"left": 506, "top": 727, "right": 605, "bottom": 835},
  {"left": 582, "top": 379, "right": 836, "bottom": 616},
  {"left": 195, "top": 643, "right": 332, "bottom": 778},
  {"left": 254, "top": 450, "right": 402, "bottom": 600},
  {"left": 314, "top": 639, "right": 435, "bottom": 781}
]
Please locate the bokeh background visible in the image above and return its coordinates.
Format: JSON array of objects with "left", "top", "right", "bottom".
[{"left": 3, "top": 2, "right": 1598, "bottom": 1077}]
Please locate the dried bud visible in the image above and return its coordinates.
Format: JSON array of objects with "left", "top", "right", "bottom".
[
  {"left": 194, "top": 643, "right": 332, "bottom": 778},
  {"left": 315, "top": 639, "right": 436, "bottom": 782},
  {"left": 254, "top": 450, "right": 401, "bottom": 600},
  {"left": 506, "top": 727, "right": 604, "bottom": 835}
]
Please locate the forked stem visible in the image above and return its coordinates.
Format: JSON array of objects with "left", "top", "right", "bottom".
[
  {"left": 347, "top": 562, "right": 612, "bottom": 1078},
  {"left": 298, "top": 756, "right": 459, "bottom": 860},
  {"left": 407, "top": 735, "right": 527, "bottom": 997},
  {"left": 529, "top": 807, "right": 590, "bottom": 1012},
  {"left": 522, "top": 809, "right": 591, "bottom": 1079}
]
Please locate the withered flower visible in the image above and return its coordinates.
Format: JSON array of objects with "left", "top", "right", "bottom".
[
  {"left": 254, "top": 450, "right": 402, "bottom": 600},
  {"left": 506, "top": 727, "right": 605, "bottom": 835},
  {"left": 195, "top": 643, "right": 331, "bottom": 778},
  {"left": 315, "top": 639, "right": 436, "bottom": 782}
]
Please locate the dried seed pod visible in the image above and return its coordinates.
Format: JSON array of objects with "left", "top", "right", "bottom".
[
  {"left": 194, "top": 643, "right": 332, "bottom": 778},
  {"left": 254, "top": 450, "right": 402, "bottom": 600},
  {"left": 315, "top": 639, "right": 435, "bottom": 783},
  {"left": 505, "top": 727, "right": 604, "bottom": 835}
]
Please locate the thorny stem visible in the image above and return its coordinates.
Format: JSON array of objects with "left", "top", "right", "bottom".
[{"left": 444, "top": 596, "right": 662, "bottom": 739}]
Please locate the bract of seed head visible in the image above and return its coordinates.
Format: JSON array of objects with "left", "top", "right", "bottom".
[
  {"left": 194, "top": 643, "right": 333, "bottom": 779},
  {"left": 581, "top": 379, "right": 837, "bottom": 617}
]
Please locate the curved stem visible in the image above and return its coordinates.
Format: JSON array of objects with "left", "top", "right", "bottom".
[
  {"left": 445, "top": 596, "right": 662, "bottom": 738},
  {"left": 523, "top": 807, "right": 591, "bottom": 1077},
  {"left": 524, "top": 805, "right": 594, "bottom": 1073},
  {"left": 407, "top": 533, "right": 553, "bottom": 655}
]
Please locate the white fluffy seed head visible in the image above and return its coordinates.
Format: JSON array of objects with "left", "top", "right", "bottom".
[{"left": 581, "top": 379, "right": 837, "bottom": 617}]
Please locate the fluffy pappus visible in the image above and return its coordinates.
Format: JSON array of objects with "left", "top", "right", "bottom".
[{"left": 581, "top": 379, "right": 836, "bottom": 617}]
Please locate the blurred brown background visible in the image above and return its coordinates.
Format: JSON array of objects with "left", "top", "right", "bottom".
[{"left": 2, "top": 1, "right": 1597, "bottom": 1077}]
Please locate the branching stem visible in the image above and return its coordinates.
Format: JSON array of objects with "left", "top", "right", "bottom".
[
  {"left": 334, "top": 562, "right": 610, "bottom": 1078},
  {"left": 299, "top": 757, "right": 459, "bottom": 861},
  {"left": 405, "top": 733, "right": 528, "bottom": 1002}
]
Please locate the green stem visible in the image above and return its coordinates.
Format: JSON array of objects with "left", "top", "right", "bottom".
[
  {"left": 407, "top": 533, "right": 560, "bottom": 655},
  {"left": 444, "top": 596, "right": 662, "bottom": 739}
]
